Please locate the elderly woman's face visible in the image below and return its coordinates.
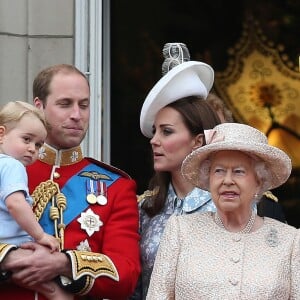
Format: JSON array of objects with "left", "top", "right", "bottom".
[{"left": 209, "top": 150, "right": 260, "bottom": 212}]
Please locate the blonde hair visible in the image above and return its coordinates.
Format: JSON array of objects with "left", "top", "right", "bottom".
[{"left": 0, "top": 101, "right": 47, "bottom": 131}]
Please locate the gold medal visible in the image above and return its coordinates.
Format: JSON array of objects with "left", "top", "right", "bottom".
[
  {"left": 97, "top": 195, "right": 107, "bottom": 205},
  {"left": 86, "top": 193, "right": 97, "bottom": 204}
]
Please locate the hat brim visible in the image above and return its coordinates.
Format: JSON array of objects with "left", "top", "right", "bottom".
[
  {"left": 181, "top": 141, "right": 292, "bottom": 191},
  {"left": 140, "top": 61, "right": 214, "bottom": 138}
]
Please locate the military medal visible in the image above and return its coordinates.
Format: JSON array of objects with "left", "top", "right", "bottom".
[
  {"left": 97, "top": 181, "right": 107, "bottom": 205},
  {"left": 87, "top": 193, "right": 97, "bottom": 204},
  {"left": 86, "top": 179, "right": 97, "bottom": 204},
  {"left": 97, "top": 195, "right": 107, "bottom": 205},
  {"left": 86, "top": 179, "right": 108, "bottom": 205}
]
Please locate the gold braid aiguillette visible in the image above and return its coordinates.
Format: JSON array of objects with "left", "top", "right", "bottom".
[{"left": 32, "top": 180, "right": 67, "bottom": 250}]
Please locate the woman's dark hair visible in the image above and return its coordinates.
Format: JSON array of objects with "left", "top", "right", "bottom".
[{"left": 142, "top": 95, "right": 221, "bottom": 217}]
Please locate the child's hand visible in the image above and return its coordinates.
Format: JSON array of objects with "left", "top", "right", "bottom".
[{"left": 36, "top": 233, "right": 60, "bottom": 252}]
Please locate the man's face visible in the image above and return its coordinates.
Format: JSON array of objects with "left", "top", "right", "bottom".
[{"left": 35, "top": 72, "right": 90, "bottom": 149}]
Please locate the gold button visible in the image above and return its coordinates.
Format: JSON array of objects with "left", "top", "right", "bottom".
[{"left": 53, "top": 172, "right": 60, "bottom": 179}]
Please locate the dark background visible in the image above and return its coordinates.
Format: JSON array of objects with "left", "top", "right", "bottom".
[{"left": 110, "top": 0, "right": 300, "bottom": 227}]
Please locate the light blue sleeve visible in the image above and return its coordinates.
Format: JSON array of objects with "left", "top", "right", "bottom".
[{"left": 0, "top": 156, "right": 31, "bottom": 205}]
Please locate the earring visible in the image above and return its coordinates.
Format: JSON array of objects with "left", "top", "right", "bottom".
[{"left": 254, "top": 193, "right": 259, "bottom": 202}]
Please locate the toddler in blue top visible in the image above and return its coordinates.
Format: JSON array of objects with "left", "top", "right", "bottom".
[{"left": 0, "top": 101, "right": 72, "bottom": 299}]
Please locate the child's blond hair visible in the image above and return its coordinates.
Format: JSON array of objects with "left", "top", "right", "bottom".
[{"left": 0, "top": 101, "right": 47, "bottom": 131}]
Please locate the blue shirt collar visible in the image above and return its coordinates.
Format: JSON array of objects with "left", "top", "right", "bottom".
[{"left": 166, "top": 184, "right": 214, "bottom": 214}]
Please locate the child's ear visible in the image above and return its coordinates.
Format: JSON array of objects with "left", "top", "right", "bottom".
[
  {"left": 0, "top": 126, "right": 6, "bottom": 136},
  {"left": 0, "top": 126, "right": 6, "bottom": 142}
]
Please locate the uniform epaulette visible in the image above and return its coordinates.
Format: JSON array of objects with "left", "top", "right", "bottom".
[
  {"left": 263, "top": 191, "right": 279, "bottom": 202},
  {"left": 137, "top": 188, "right": 159, "bottom": 203},
  {"left": 87, "top": 157, "right": 131, "bottom": 179}
]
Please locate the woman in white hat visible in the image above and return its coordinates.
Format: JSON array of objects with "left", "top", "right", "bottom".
[
  {"left": 146, "top": 122, "right": 300, "bottom": 299},
  {"left": 131, "top": 43, "right": 221, "bottom": 300}
]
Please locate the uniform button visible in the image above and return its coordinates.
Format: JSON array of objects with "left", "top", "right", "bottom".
[
  {"left": 231, "top": 256, "right": 240, "bottom": 263},
  {"left": 229, "top": 278, "right": 239, "bottom": 286},
  {"left": 53, "top": 172, "right": 60, "bottom": 179}
]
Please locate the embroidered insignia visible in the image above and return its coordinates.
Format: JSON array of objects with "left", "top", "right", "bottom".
[
  {"left": 38, "top": 144, "right": 83, "bottom": 166},
  {"left": 79, "top": 171, "right": 111, "bottom": 181},
  {"left": 78, "top": 209, "right": 103, "bottom": 236},
  {"left": 38, "top": 146, "right": 47, "bottom": 159},
  {"left": 65, "top": 250, "right": 119, "bottom": 281},
  {"left": 77, "top": 239, "right": 92, "bottom": 251},
  {"left": 265, "top": 228, "right": 279, "bottom": 247},
  {"left": 70, "top": 151, "right": 79, "bottom": 162}
]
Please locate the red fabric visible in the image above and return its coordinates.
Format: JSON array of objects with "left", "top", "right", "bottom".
[{"left": 1, "top": 158, "right": 140, "bottom": 299}]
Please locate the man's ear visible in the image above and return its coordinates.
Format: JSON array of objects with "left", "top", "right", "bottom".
[
  {"left": 34, "top": 97, "right": 43, "bottom": 109},
  {"left": 192, "top": 134, "right": 204, "bottom": 151}
]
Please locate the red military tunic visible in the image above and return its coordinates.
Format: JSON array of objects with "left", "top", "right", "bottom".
[{"left": 0, "top": 144, "right": 140, "bottom": 299}]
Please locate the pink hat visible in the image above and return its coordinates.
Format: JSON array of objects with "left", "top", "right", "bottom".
[{"left": 181, "top": 123, "right": 292, "bottom": 191}]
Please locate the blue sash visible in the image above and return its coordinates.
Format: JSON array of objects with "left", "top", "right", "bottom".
[{"left": 40, "top": 163, "right": 120, "bottom": 235}]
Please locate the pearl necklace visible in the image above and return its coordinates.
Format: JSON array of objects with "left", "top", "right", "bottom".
[{"left": 214, "top": 210, "right": 256, "bottom": 234}]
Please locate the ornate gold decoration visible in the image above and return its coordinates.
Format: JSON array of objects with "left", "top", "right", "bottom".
[
  {"left": 32, "top": 180, "right": 67, "bottom": 250},
  {"left": 0, "top": 244, "right": 18, "bottom": 263},
  {"left": 137, "top": 186, "right": 159, "bottom": 203},
  {"left": 38, "top": 144, "right": 83, "bottom": 166},
  {"left": 65, "top": 250, "right": 119, "bottom": 281},
  {"left": 263, "top": 191, "right": 278, "bottom": 202},
  {"left": 215, "top": 17, "right": 300, "bottom": 167},
  {"left": 79, "top": 171, "right": 111, "bottom": 181}
]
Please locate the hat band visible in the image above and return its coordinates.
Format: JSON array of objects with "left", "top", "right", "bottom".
[{"left": 204, "top": 129, "right": 225, "bottom": 144}]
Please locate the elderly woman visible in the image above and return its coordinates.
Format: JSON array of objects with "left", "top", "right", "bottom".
[{"left": 146, "top": 123, "right": 300, "bottom": 300}]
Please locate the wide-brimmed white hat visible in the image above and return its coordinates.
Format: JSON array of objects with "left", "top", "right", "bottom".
[
  {"left": 181, "top": 123, "right": 292, "bottom": 191},
  {"left": 140, "top": 60, "right": 214, "bottom": 138}
]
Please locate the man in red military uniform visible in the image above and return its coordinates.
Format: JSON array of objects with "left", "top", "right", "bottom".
[{"left": 0, "top": 64, "right": 140, "bottom": 299}]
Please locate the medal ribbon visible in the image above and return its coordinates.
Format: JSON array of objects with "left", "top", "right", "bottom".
[{"left": 40, "top": 163, "right": 120, "bottom": 235}]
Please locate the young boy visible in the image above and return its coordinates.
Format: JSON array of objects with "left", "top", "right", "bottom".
[{"left": 0, "top": 101, "right": 72, "bottom": 299}]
